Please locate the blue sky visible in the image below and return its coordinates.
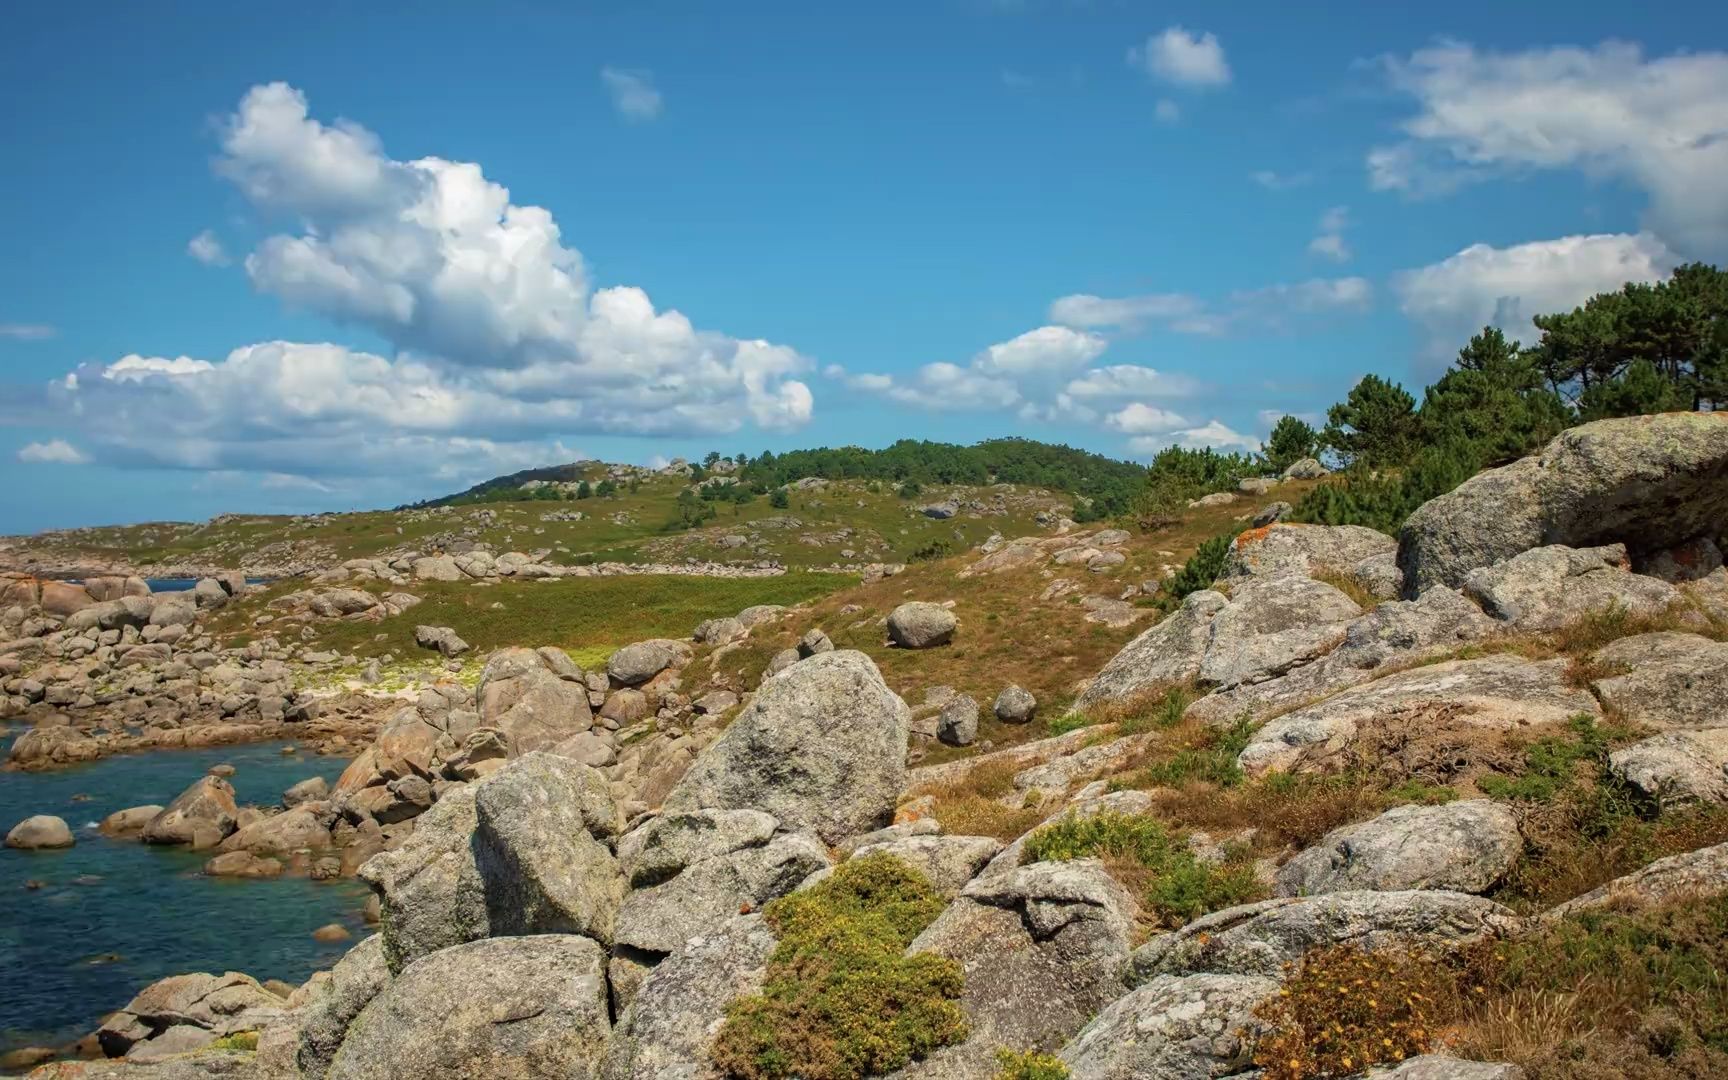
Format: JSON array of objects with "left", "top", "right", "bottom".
[{"left": 4, "top": 2, "right": 1726, "bottom": 532}]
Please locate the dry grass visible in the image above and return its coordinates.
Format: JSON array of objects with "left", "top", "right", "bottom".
[
  {"left": 918, "top": 759, "right": 1044, "bottom": 842},
  {"left": 1313, "top": 570, "right": 1383, "bottom": 612}
]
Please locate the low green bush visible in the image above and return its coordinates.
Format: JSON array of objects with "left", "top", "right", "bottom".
[
  {"left": 993, "top": 1048, "right": 1071, "bottom": 1079},
  {"left": 711, "top": 854, "right": 967, "bottom": 1080}
]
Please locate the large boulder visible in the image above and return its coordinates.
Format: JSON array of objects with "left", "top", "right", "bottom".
[
  {"left": 358, "top": 786, "right": 487, "bottom": 973},
  {"left": 599, "top": 914, "right": 777, "bottom": 1080},
  {"left": 1129, "top": 890, "right": 1520, "bottom": 983},
  {"left": 1238, "top": 656, "right": 1599, "bottom": 776},
  {"left": 96, "top": 971, "right": 284, "bottom": 1059},
  {"left": 473, "top": 752, "right": 624, "bottom": 945},
  {"left": 1610, "top": 730, "right": 1728, "bottom": 805},
  {"left": 39, "top": 579, "right": 95, "bottom": 617},
  {"left": 1220, "top": 522, "right": 1396, "bottom": 582},
  {"left": 1588, "top": 632, "right": 1728, "bottom": 729},
  {"left": 296, "top": 935, "right": 391, "bottom": 1080},
  {"left": 902, "top": 859, "right": 1138, "bottom": 1076},
  {"left": 1275, "top": 800, "right": 1523, "bottom": 896},
  {"left": 5, "top": 814, "right": 74, "bottom": 849},
  {"left": 1399, "top": 412, "right": 1728, "bottom": 594},
  {"left": 1057, "top": 972, "right": 1276, "bottom": 1079},
  {"left": 616, "top": 808, "right": 778, "bottom": 887},
  {"left": 327, "top": 935, "right": 610, "bottom": 1080},
  {"left": 605, "top": 640, "right": 688, "bottom": 686},
  {"left": 1462, "top": 543, "right": 1681, "bottom": 631},
  {"left": 1076, "top": 590, "right": 1227, "bottom": 709},
  {"left": 476, "top": 647, "right": 594, "bottom": 755},
  {"left": 1545, "top": 841, "right": 1728, "bottom": 920},
  {"left": 848, "top": 834, "right": 1002, "bottom": 897},
  {"left": 1196, "top": 574, "right": 1361, "bottom": 691},
  {"left": 662, "top": 650, "right": 910, "bottom": 844},
  {"left": 887, "top": 602, "right": 958, "bottom": 649},
  {"left": 141, "top": 776, "right": 240, "bottom": 847},
  {"left": 215, "top": 806, "right": 332, "bottom": 858},
  {"left": 614, "top": 831, "right": 827, "bottom": 955}
]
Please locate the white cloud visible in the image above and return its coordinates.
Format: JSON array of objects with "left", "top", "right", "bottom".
[
  {"left": 884, "top": 363, "right": 1021, "bottom": 412},
  {"left": 1130, "top": 26, "right": 1231, "bottom": 88},
  {"left": 1394, "top": 231, "right": 1677, "bottom": 362},
  {"left": 1252, "top": 170, "right": 1312, "bottom": 191},
  {"left": 973, "top": 325, "right": 1107, "bottom": 375},
  {"left": 18, "top": 80, "right": 814, "bottom": 481},
  {"left": 1104, "top": 402, "right": 1189, "bottom": 435},
  {"left": 600, "top": 67, "right": 664, "bottom": 122},
  {"left": 1128, "top": 420, "right": 1261, "bottom": 455},
  {"left": 833, "top": 325, "right": 1103, "bottom": 412},
  {"left": 0, "top": 323, "right": 55, "bottom": 341},
  {"left": 1370, "top": 40, "right": 1728, "bottom": 255},
  {"left": 1258, "top": 408, "right": 1323, "bottom": 429},
  {"left": 1308, "top": 206, "right": 1351, "bottom": 262},
  {"left": 1053, "top": 277, "right": 1370, "bottom": 336},
  {"left": 187, "top": 229, "right": 230, "bottom": 266},
  {"left": 18, "top": 439, "right": 90, "bottom": 464},
  {"left": 1063, "top": 364, "right": 1203, "bottom": 400},
  {"left": 1154, "top": 99, "right": 1181, "bottom": 124}
]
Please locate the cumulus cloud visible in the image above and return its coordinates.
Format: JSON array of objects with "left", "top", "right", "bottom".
[
  {"left": 832, "top": 325, "right": 1105, "bottom": 412},
  {"left": 601, "top": 67, "right": 664, "bottom": 121},
  {"left": 1130, "top": 26, "right": 1231, "bottom": 88},
  {"left": 1394, "top": 231, "right": 1678, "bottom": 362},
  {"left": 1104, "top": 402, "right": 1189, "bottom": 436},
  {"left": 18, "top": 439, "right": 91, "bottom": 464},
  {"left": 0, "top": 323, "right": 55, "bottom": 341},
  {"left": 1050, "top": 277, "right": 1370, "bottom": 336},
  {"left": 187, "top": 230, "right": 230, "bottom": 266},
  {"left": 1370, "top": 40, "right": 1728, "bottom": 255},
  {"left": 1063, "top": 364, "right": 1203, "bottom": 400},
  {"left": 1308, "top": 206, "right": 1351, "bottom": 262},
  {"left": 21, "top": 83, "right": 812, "bottom": 482},
  {"left": 1128, "top": 420, "right": 1261, "bottom": 456}
]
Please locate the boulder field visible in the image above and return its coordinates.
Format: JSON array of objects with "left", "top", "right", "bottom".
[{"left": 10, "top": 414, "right": 1728, "bottom": 1080}]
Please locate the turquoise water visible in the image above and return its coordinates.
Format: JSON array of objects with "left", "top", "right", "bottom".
[{"left": 0, "top": 742, "right": 370, "bottom": 1057}]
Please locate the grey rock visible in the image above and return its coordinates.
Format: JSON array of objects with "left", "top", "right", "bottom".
[
  {"left": 193, "top": 578, "right": 230, "bottom": 609},
  {"left": 797, "top": 627, "right": 834, "bottom": 657},
  {"left": 215, "top": 806, "right": 332, "bottom": 857},
  {"left": 1637, "top": 535, "right": 1725, "bottom": 583},
  {"left": 1057, "top": 972, "right": 1277, "bottom": 1080},
  {"left": 1463, "top": 543, "right": 1681, "bottom": 631},
  {"left": 1252, "top": 500, "right": 1293, "bottom": 527},
  {"left": 937, "top": 694, "right": 979, "bottom": 747},
  {"left": 1367, "top": 1057, "right": 1527, "bottom": 1079},
  {"left": 903, "top": 859, "right": 1138, "bottom": 1078},
  {"left": 1220, "top": 522, "right": 1396, "bottom": 582},
  {"left": 664, "top": 650, "right": 910, "bottom": 844},
  {"left": 736, "top": 604, "right": 786, "bottom": 629},
  {"left": 1546, "top": 840, "right": 1728, "bottom": 920},
  {"left": 693, "top": 616, "right": 746, "bottom": 645},
  {"left": 606, "top": 639, "right": 688, "bottom": 686},
  {"left": 850, "top": 834, "right": 1002, "bottom": 897},
  {"left": 1353, "top": 550, "right": 1406, "bottom": 600},
  {"left": 993, "top": 685, "right": 1037, "bottom": 724},
  {"left": 142, "top": 776, "right": 239, "bottom": 846},
  {"left": 888, "top": 601, "right": 958, "bottom": 649},
  {"left": 617, "top": 808, "right": 780, "bottom": 887},
  {"left": 97, "top": 971, "right": 284, "bottom": 1058},
  {"left": 600, "top": 914, "right": 777, "bottom": 1080},
  {"left": 412, "top": 625, "right": 470, "bottom": 658},
  {"left": 1239, "top": 656, "right": 1598, "bottom": 776},
  {"left": 1610, "top": 729, "right": 1728, "bottom": 805},
  {"left": 614, "top": 832, "right": 828, "bottom": 955},
  {"left": 1076, "top": 590, "right": 1227, "bottom": 709},
  {"left": 297, "top": 935, "right": 390, "bottom": 1080},
  {"left": 5, "top": 814, "right": 74, "bottom": 849},
  {"left": 1130, "top": 890, "right": 1519, "bottom": 983},
  {"left": 283, "top": 776, "right": 330, "bottom": 807},
  {"left": 1282, "top": 457, "right": 1328, "bottom": 480},
  {"left": 328, "top": 935, "right": 609, "bottom": 1080},
  {"left": 359, "top": 785, "right": 487, "bottom": 973},
  {"left": 1589, "top": 631, "right": 1728, "bottom": 730},
  {"left": 477, "top": 646, "right": 595, "bottom": 755},
  {"left": 1399, "top": 413, "right": 1728, "bottom": 594},
  {"left": 474, "top": 752, "right": 625, "bottom": 945},
  {"left": 1197, "top": 574, "right": 1361, "bottom": 691},
  {"left": 1276, "top": 800, "right": 1523, "bottom": 896}
]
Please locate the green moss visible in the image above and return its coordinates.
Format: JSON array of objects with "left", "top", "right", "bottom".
[
  {"left": 993, "top": 1048, "right": 1071, "bottom": 1079},
  {"left": 1045, "top": 712, "right": 1095, "bottom": 737},
  {"left": 208, "top": 1031, "right": 259, "bottom": 1052},
  {"left": 711, "top": 853, "right": 967, "bottom": 1080},
  {"left": 1479, "top": 714, "right": 1630, "bottom": 804},
  {"left": 1021, "top": 811, "right": 1263, "bottom": 926}
]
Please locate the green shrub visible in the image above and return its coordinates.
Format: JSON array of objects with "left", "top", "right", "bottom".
[
  {"left": 711, "top": 854, "right": 966, "bottom": 1080},
  {"left": 1156, "top": 533, "right": 1233, "bottom": 610},
  {"left": 1021, "top": 811, "right": 1261, "bottom": 926},
  {"left": 1479, "top": 714, "right": 1626, "bottom": 804},
  {"left": 1131, "top": 718, "right": 1254, "bottom": 790},
  {"left": 1045, "top": 712, "right": 1095, "bottom": 737},
  {"left": 994, "top": 1048, "right": 1071, "bottom": 1079},
  {"left": 909, "top": 539, "right": 953, "bottom": 562}
]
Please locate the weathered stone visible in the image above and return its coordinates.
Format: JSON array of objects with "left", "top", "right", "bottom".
[
  {"left": 616, "top": 809, "right": 779, "bottom": 887},
  {"left": 1589, "top": 632, "right": 1728, "bottom": 730},
  {"left": 202, "top": 851, "right": 283, "bottom": 878},
  {"left": 937, "top": 694, "right": 979, "bottom": 747},
  {"left": 1197, "top": 574, "right": 1361, "bottom": 690},
  {"left": 693, "top": 616, "right": 746, "bottom": 645},
  {"left": 1546, "top": 841, "right": 1728, "bottom": 920},
  {"left": 477, "top": 646, "right": 594, "bottom": 755},
  {"left": 849, "top": 834, "right": 1002, "bottom": 897},
  {"left": 412, "top": 625, "right": 470, "bottom": 658},
  {"left": 1276, "top": 800, "right": 1523, "bottom": 896},
  {"left": 358, "top": 786, "right": 487, "bottom": 973},
  {"left": 1057, "top": 972, "right": 1277, "bottom": 1080},
  {"left": 887, "top": 602, "right": 958, "bottom": 649},
  {"left": 993, "top": 685, "right": 1037, "bottom": 724},
  {"left": 797, "top": 628, "right": 834, "bottom": 657},
  {"left": 1282, "top": 457, "right": 1328, "bottom": 480},
  {"left": 606, "top": 640, "right": 688, "bottom": 686},
  {"left": 1367, "top": 1057, "right": 1526, "bottom": 1079},
  {"left": 1610, "top": 729, "right": 1728, "bottom": 805},
  {"left": 142, "top": 776, "right": 239, "bottom": 846},
  {"left": 1221, "top": 522, "right": 1396, "bottom": 582},
  {"left": 1130, "top": 890, "right": 1519, "bottom": 983},
  {"left": 283, "top": 776, "right": 330, "bottom": 807},
  {"left": 5, "top": 814, "right": 74, "bottom": 849},
  {"left": 614, "top": 833, "right": 828, "bottom": 955},
  {"left": 1463, "top": 543, "right": 1681, "bottom": 631},
  {"left": 101, "top": 805, "right": 164, "bottom": 836},
  {"left": 600, "top": 914, "right": 777, "bottom": 1080},
  {"left": 1239, "top": 656, "right": 1598, "bottom": 776},
  {"left": 216, "top": 806, "right": 332, "bottom": 857},
  {"left": 1076, "top": 590, "right": 1227, "bottom": 709},
  {"left": 1399, "top": 413, "right": 1728, "bottom": 594},
  {"left": 663, "top": 650, "right": 910, "bottom": 844},
  {"left": 97, "top": 971, "right": 283, "bottom": 1058},
  {"left": 328, "top": 935, "right": 608, "bottom": 1080}
]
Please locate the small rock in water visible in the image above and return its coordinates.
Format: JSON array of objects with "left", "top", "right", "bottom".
[
  {"left": 72, "top": 875, "right": 103, "bottom": 887},
  {"left": 70, "top": 793, "right": 93, "bottom": 803},
  {"left": 208, "top": 763, "right": 236, "bottom": 778},
  {"left": 313, "top": 923, "right": 352, "bottom": 943},
  {"left": 280, "top": 745, "right": 299, "bottom": 755},
  {"left": 85, "top": 952, "right": 123, "bottom": 965}
]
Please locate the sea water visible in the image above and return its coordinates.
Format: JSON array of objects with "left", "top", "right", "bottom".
[{"left": 0, "top": 741, "right": 369, "bottom": 1056}]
